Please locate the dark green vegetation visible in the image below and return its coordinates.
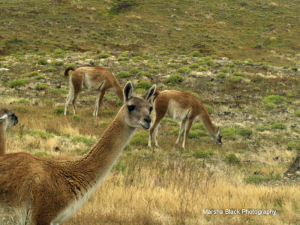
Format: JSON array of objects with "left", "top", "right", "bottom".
[{"left": 1, "top": 0, "right": 300, "bottom": 66}]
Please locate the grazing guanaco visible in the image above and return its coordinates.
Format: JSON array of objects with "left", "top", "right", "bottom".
[
  {"left": 148, "top": 90, "right": 222, "bottom": 149},
  {"left": 0, "top": 108, "right": 18, "bottom": 155},
  {"left": 64, "top": 66, "right": 124, "bottom": 117},
  {"left": 0, "top": 82, "right": 156, "bottom": 225}
]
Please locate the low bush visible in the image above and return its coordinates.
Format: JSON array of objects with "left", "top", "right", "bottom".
[
  {"left": 166, "top": 74, "right": 184, "bottom": 85},
  {"left": 136, "top": 81, "right": 152, "bottom": 90},
  {"left": 225, "top": 153, "right": 240, "bottom": 164},
  {"left": 35, "top": 84, "right": 48, "bottom": 90},
  {"left": 9, "top": 79, "right": 29, "bottom": 88}
]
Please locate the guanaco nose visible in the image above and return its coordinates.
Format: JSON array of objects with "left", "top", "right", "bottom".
[{"left": 144, "top": 116, "right": 151, "bottom": 124}]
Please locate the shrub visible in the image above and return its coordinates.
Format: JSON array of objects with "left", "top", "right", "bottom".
[
  {"left": 265, "top": 102, "right": 276, "bottom": 110},
  {"left": 190, "top": 51, "right": 203, "bottom": 57},
  {"left": 188, "top": 130, "right": 209, "bottom": 138},
  {"left": 271, "top": 123, "right": 287, "bottom": 130},
  {"left": 253, "top": 87, "right": 260, "bottom": 91},
  {"left": 225, "top": 153, "right": 240, "bottom": 164},
  {"left": 35, "top": 84, "right": 48, "bottom": 90},
  {"left": 53, "top": 48, "right": 65, "bottom": 58},
  {"left": 131, "top": 131, "right": 148, "bottom": 145},
  {"left": 113, "top": 160, "right": 128, "bottom": 173},
  {"left": 97, "top": 53, "right": 110, "bottom": 58},
  {"left": 238, "top": 129, "right": 252, "bottom": 138},
  {"left": 230, "top": 76, "right": 244, "bottom": 83},
  {"left": 262, "top": 95, "right": 285, "bottom": 104},
  {"left": 43, "top": 100, "right": 53, "bottom": 106},
  {"left": 136, "top": 81, "right": 152, "bottom": 90},
  {"left": 233, "top": 71, "right": 242, "bottom": 76},
  {"left": 23, "top": 71, "right": 39, "bottom": 77},
  {"left": 217, "top": 72, "right": 226, "bottom": 78},
  {"left": 135, "top": 88, "right": 145, "bottom": 94},
  {"left": 37, "top": 58, "right": 48, "bottom": 65},
  {"left": 116, "top": 99, "right": 123, "bottom": 106},
  {"left": 17, "top": 99, "right": 30, "bottom": 104},
  {"left": 198, "top": 67, "right": 207, "bottom": 72},
  {"left": 43, "top": 66, "right": 57, "bottom": 72},
  {"left": 34, "top": 75, "right": 45, "bottom": 80},
  {"left": 256, "top": 126, "right": 269, "bottom": 132},
  {"left": 15, "top": 106, "right": 28, "bottom": 113},
  {"left": 161, "top": 118, "right": 178, "bottom": 126},
  {"left": 120, "top": 51, "right": 129, "bottom": 57},
  {"left": 189, "top": 64, "right": 199, "bottom": 69},
  {"left": 71, "top": 136, "right": 95, "bottom": 146},
  {"left": 206, "top": 60, "right": 216, "bottom": 67},
  {"left": 53, "top": 108, "right": 65, "bottom": 115},
  {"left": 51, "top": 60, "right": 64, "bottom": 66},
  {"left": 221, "top": 68, "right": 229, "bottom": 73},
  {"left": 166, "top": 74, "right": 184, "bottom": 85},
  {"left": 34, "top": 131, "right": 55, "bottom": 139},
  {"left": 206, "top": 82, "right": 214, "bottom": 87},
  {"left": 177, "top": 67, "right": 191, "bottom": 74},
  {"left": 143, "top": 55, "right": 151, "bottom": 60},
  {"left": 71, "top": 115, "right": 83, "bottom": 121},
  {"left": 51, "top": 89, "right": 69, "bottom": 94},
  {"left": 132, "top": 56, "right": 143, "bottom": 62},
  {"left": 245, "top": 175, "right": 265, "bottom": 184},
  {"left": 295, "top": 109, "right": 300, "bottom": 117},
  {"left": 193, "top": 149, "right": 214, "bottom": 158},
  {"left": 116, "top": 71, "right": 130, "bottom": 78},
  {"left": 291, "top": 67, "right": 298, "bottom": 72},
  {"left": 35, "top": 152, "right": 51, "bottom": 157},
  {"left": 204, "top": 104, "right": 213, "bottom": 114},
  {"left": 136, "top": 71, "right": 152, "bottom": 78},
  {"left": 102, "top": 109, "right": 117, "bottom": 115},
  {"left": 118, "top": 57, "right": 130, "bottom": 61},
  {"left": 9, "top": 79, "right": 29, "bottom": 88},
  {"left": 129, "top": 68, "right": 139, "bottom": 75},
  {"left": 222, "top": 127, "right": 238, "bottom": 140}
]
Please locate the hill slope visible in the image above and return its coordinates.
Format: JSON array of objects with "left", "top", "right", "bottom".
[{"left": 0, "top": 0, "right": 300, "bottom": 65}]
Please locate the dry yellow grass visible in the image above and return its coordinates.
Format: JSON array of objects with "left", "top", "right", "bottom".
[{"left": 1, "top": 94, "right": 299, "bottom": 224}]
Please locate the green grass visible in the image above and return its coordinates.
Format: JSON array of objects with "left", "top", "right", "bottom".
[
  {"left": 71, "top": 136, "right": 95, "bottom": 146},
  {"left": 166, "top": 74, "right": 184, "bottom": 85},
  {"left": 9, "top": 79, "right": 29, "bottom": 88}
]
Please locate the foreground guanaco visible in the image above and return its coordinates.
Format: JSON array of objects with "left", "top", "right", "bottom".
[
  {"left": 64, "top": 66, "right": 124, "bottom": 117},
  {"left": 0, "top": 82, "right": 156, "bottom": 225},
  {"left": 148, "top": 90, "right": 222, "bottom": 149},
  {"left": 0, "top": 108, "right": 18, "bottom": 154}
]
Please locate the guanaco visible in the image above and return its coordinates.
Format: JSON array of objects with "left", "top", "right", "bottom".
[
  {"left": 64, "top": 66, "right": 124, "bottom": 117},
  {"left": 0, "top": 82, "right": 156, "bottom": 224},
  {"left": 148, "top": 90, "right": 222, "bottom": 149},
  {"left": 0, "top": 108, "right": 18, "bottom": 154}
]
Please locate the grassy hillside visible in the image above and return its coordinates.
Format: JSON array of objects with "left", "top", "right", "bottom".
[
  {"left": 1, "top": 0, "right": 300, "bottom": 224},
  {"left": 1, "top": 48, "right": 300, "bottom": 224},
  {"left": 1, "top": 0, "right": 300, "bottom": 66}
]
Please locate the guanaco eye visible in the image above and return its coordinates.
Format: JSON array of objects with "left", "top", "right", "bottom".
[
  {"left": 149, "top": 107, "right": 153, "bottom": 113},
  {"left": 128, "top": 105, "right": 135, "bottom": 112}
]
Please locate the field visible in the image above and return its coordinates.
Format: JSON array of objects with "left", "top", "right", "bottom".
[{"left": 1, "top": 0, "right": 300, "bottom": 224}]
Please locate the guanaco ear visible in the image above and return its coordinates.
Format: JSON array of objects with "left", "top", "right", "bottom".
[
  {"left": 0, "top": 114, "right": 7, "bottom": 122},
  {"left": 143, "top": 84, "right": 157, "bottom": 101},
  {"left": 123, "top": 82, "right": 133, "bottom": 102}
]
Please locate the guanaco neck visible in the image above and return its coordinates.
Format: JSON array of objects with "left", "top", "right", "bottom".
[
  {"left": 114, "top": 81, "right": 124, "bottom": 102},
  {"left": 70, "top": 106, "right": 135, "bottom": 184},
  {"left": 198, "top": 106, "right": 217, "bottom": 138}
]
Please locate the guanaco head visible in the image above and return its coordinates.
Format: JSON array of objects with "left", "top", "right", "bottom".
[
  {"left": 123, "top": 82, "right": 156, "bottom": 129},
  {"left": 214, "top": 127, "right": 222, "bottom": 146},
  {"left": 0, "top": 108, "right": 18, "bottom": 131}
]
